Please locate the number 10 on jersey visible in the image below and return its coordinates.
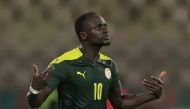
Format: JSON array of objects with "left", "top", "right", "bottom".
[{"left": 94, "top": 83, "right": 103, "bottom": 100}]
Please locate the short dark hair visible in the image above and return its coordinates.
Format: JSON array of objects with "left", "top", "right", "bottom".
[{"left": 74, "top": 12, "right": 97, "bottom": 41}]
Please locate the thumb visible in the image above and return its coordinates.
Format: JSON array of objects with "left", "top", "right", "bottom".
[
  {"left": 32, "top": 64, "right": 39, "bottom": 76},
  {"left": 159, "top": 71, "right": 167, "bottom": 80}
]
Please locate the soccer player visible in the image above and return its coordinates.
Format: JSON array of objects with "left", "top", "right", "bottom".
[{"left": 27, "top": 12, "right": 166, "bottom": 109}]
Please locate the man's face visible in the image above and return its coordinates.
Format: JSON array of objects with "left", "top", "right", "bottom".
[{"left": 83, "top": 15, "right": 111, "bottom": 46}]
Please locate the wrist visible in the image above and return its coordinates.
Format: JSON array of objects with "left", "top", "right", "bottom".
[{"left": 29, "top": 86, "right": 41, "bottom": 94}]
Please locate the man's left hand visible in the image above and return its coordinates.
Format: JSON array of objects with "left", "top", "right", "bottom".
[{"left": 142, "top": 71, "right": 166, "bottom": 99}]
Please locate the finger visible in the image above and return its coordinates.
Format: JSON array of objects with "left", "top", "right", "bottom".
[
  {"left": 32, "top": 64, "right": 39, "bottom": 76},
  {"left": 42, "top": 65, "right": 54, "bottom": 74},
  {"left": 150, "top": 76, "right": 163, "bottom": 85},
  {"left": 143, "top": 85, "right": 157, "bottom": 93},
  {"left": 159, "top": 71, "right": 167, "bottom": 80},
  {"left": 41, "top": 65, "right": 55, "bottom": 79},
  {"left": 142, "top": 81, "right": 161, "bottom": 89},
  {"left": 41, "top": 66, "right": 51, "bottom": 77},
  {"left": 143, "top": 79, "right": 160, "bottom": 86},
  {"left": 44, "top": 66, "right": 55, "bottom": 79}
]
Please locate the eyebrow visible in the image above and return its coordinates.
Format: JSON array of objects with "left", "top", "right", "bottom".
[{"left": 99, "top": 24, "right": 108, "bottom": 28}]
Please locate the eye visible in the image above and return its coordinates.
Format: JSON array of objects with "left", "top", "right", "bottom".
[{"left": 97, "top": 24, "right": 108, "bottom": 31}]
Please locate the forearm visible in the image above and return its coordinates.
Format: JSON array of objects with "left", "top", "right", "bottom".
[
  {"left": 121, "top": 93, "right": 156, "bottom": 109},
  {"left": 27, "top": 87, "right": 52, "bottom": 108}
]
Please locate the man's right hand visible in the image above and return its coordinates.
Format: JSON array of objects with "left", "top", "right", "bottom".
[
  {"left": 27, "top": 64, "right": 55, "bottom": 108},
  {"left": 31, "top": 64, "right": 54, "bottom": 91}
]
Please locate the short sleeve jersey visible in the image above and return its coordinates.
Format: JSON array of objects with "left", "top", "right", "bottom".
[{"left": 47, "top": 47, "right": 122, "bottom": 109}]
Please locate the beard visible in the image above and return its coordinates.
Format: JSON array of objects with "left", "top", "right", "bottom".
[
  {"left": 91, "top": 40, "right": 111, "bottom": 47},
  {"left": 102, "top": 41, "right": 111, "bottom": 46}
]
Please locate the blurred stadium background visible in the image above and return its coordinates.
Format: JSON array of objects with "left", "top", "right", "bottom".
[{"left": 0, "top": 0, "right": 190, "bottom": 109}]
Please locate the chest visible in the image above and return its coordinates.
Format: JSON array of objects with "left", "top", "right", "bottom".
[{"left": 67, "top": 64, "right": 112, "bottom": 88}]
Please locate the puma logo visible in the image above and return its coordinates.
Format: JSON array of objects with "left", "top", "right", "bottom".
[{"left": 77, "top": 71, "right": 86, "bottom": 78}]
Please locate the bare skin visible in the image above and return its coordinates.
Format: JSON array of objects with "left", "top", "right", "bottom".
[
  {"left": 27, "top": 13, "right": 166, "bottom": 109},
  {"left": 27, "top": 65, "right": 54, "bottom": 108}
]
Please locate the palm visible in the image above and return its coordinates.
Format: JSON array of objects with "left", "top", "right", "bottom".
[
  {"left": 142, "top": 71, "right": 166, "bottom": 99},
  {"left": 31, "top": 64, "right": 54, "bottom": 90}
]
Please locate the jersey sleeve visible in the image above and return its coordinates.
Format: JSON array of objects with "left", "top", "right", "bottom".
[
  {"left": 110, "top": 61, "right": 122, "bottom": 90},
  {"left": 47, "top": 62, "right": 68, "bottom": 90}
]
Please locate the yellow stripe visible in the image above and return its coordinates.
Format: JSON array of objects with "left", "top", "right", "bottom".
[
  {"left": 99, "top": 53, "right": 112, "bottom": 60},
  {"left": 50, "top": 47, "right": 83, "bottom": 64},
  {"left": 49, "top": 47, "right": 111, "bottom": 65}
]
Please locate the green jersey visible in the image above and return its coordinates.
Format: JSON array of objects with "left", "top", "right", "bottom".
[{"left": 47, "top": 47, "right": 121, "bottom": 109}]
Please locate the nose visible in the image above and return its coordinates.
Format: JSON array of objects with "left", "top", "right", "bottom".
[{"left": 102, "top": 25, "right": 108, "bottom": 33}]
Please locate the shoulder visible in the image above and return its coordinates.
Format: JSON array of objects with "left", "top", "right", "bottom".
[
  {"left": 99, "top": 53, "right": 117, "bottom": 67},
  {"left": 100, "top": 53, "right": 117, "bottom": 71},
  {"left": 99, "top": 53, "right": 112, "bottom": 61},
  {"left": 50, "top": 47, "right": 82, "bottom": 65}
]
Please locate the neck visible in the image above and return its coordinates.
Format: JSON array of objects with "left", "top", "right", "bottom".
[{"left": 80, "top": 43, "right": 102, "bottom": 62}]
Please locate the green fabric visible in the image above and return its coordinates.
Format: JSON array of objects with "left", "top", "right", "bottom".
[{"left": 46, "top": 47, "right": 121, "bottom": 109}]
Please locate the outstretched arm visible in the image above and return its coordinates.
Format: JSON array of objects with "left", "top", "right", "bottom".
[
  {"left": 109, "top": 71, "right": 166, "bottom": 109},
  {"left": 27, "top": 64, "right": 55, "bottom": 108}
]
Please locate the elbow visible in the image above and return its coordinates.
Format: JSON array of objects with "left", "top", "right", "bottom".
[
  {"left": 28, "top": 100, "right": 41, "bottom": 108},
  {"left": 28, "top": 101, "right": 41, "bottom": 108},
  {"left": 29, "top": 104, "right": 38, "bottom": 108},
  {"left": 26, "top": 93, "right": 41, "bottom": 108}
]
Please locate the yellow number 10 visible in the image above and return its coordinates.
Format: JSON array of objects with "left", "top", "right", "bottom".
[{"left": 94, "top": 83, "right": 103, "bottom": 100}]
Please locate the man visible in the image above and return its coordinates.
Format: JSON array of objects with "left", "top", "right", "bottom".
[{"left": 27, "top": 12, "right": 166, "bottom": 109}]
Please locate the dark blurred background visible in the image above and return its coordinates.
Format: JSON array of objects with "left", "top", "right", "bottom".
[{"left": 0, "top": 0, "right": 190, "bottom": 109}]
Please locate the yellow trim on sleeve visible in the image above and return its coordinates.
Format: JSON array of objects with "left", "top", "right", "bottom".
[{"left": 99, "top": 53, "right": 112, "bottom": 60}]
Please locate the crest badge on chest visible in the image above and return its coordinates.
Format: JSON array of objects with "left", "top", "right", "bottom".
[{"left": 105, "top": 68, "right": 112, "bottom": 79}]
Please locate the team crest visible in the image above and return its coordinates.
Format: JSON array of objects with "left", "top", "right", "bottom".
[{"left": 105, "top": 68, "right": 111, "bottom": 79}]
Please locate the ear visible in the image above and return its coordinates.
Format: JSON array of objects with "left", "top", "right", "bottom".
[{"left": 79, "top": 32, "right": 87, "bottom": 41}]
